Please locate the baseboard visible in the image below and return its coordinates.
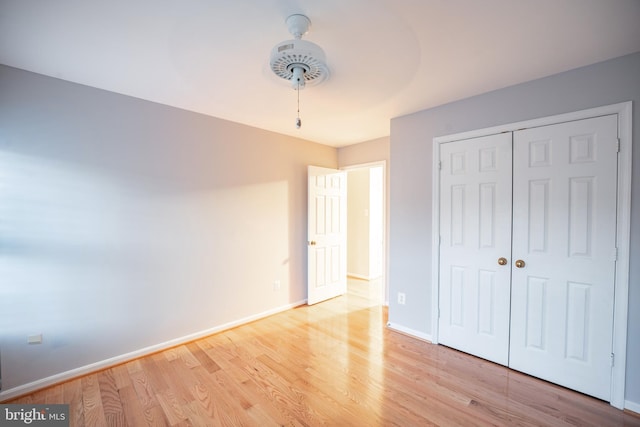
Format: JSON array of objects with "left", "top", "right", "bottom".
[
  {"left": 347, "top": 273, "right": 370, "bottom": 280},
  {"left": 347, "top": 273, "right": 383, "bottom": 281},
  {"left": 0, "top": 299, "right": 306, "bottom": 402},
  {"left": 386, "top": 322, "right": 433, "bottom": 343},
  {"left": 625, "top": 399, "right": 640, "bottom": 414}
]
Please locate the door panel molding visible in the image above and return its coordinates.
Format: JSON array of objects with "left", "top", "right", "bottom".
[
  {"left": 308, "top": 165, "right": 347, "bottom": 305},
  {"left": 431, "top": 101, "right": 632, "bottom": 409},
  {"left": 509, "top": 115, "right": 618, "bottom": 401},
  {"left": 437, "top": 132, "right": 513, "bottom": 366}
]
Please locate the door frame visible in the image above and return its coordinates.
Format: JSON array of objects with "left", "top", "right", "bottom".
[
  {"left": 430, "top": 102, "right": 632, "bottom": 409},
  {"left": 341, "top": 160, "right": 388, "bottom": 304}
]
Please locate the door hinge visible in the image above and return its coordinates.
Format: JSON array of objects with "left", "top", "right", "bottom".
[
  {"left": 611, "top": 353, "right": 615, "bottom": 367},
  {"left": 613, "top": 247, "right": 618, "bottom": 262},
  {"left": 438, "top": 307, "right": 441, "bottom": 319},
  {"left": 438, "top": 161, "right": 442, "bottom": 170},
  {"left": 617, "top": 138, "right": 621, "bottom": 153}
]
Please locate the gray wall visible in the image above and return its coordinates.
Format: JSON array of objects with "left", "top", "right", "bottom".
[
  {"left": 0, "top": 65, "right": 336, "bottom": 394},
  {"left": 388, "top": 52, "right": 640, "bottom": 405}
]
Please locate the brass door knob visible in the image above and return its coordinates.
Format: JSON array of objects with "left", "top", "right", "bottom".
[
  {"left": 309, "top": 241, "right": 316, "bottom": 246},
  {"left": 498, "top": 257, "right": 508, "bottom": 266},
  {"left": 515, "top": 259, "right": 525, "bottom": 268}
]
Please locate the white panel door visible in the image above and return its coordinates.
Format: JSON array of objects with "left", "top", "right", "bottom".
[
  {"left": 509, "top": 115, "right": 618, "bottom": 400},
  {"left": 308, "top": 166, "right": 347, "bottom": 305},
  {"left": 438, "top": 133, "right": 513, "bottom": 365}
]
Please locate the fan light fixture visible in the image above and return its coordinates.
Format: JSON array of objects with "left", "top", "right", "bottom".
[{"left": 269, "top": 14, "right": 329, "bottom": 129}]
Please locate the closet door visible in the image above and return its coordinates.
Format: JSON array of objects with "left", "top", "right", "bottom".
[
  {"left": 509, "top": 115, "right": 618, "bottom": 401},
  {"left": 438, "top": 133, "right": 512, "bottom": 365}
]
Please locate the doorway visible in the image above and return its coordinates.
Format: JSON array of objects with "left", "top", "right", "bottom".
[{"left": 344, "top": 162, "right": 386, "bottom": 304}]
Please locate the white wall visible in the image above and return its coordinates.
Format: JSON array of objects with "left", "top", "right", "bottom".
[
  {"left": 347, "top": 168, "right": 371, "bottom": 278},
  {"left": 388, "top": 52, "right": 640, "bottom": 406},
  {"left": 0, "top": 65, "right": 337, "bottom": 396}
]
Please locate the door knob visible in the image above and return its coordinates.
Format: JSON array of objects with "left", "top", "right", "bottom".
[
  {"left": 309, "top": 241, "right": 316, "bottom": 246},
  {"left": 498, "top": 257, "right": 508, "bottom": 266},
  {"left": 515, "top": 259, "right": 525, "bottom": 268}
]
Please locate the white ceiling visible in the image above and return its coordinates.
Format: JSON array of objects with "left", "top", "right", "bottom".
[{"left": 1, "top": 1, "right": 639, "bottom": 147}]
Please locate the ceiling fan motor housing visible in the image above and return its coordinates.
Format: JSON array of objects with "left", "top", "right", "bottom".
[
  {"left": 270, "top": 15, "right": 329, "bottom": 89},
  {"left": 270, "top": 39, "right": 329, "bottom": 88}
]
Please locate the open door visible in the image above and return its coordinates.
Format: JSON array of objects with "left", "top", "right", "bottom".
[{"left": 307, "top": 165, "right": 347, "bottom": 305}]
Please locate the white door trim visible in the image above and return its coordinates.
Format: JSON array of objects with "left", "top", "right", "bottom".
[{"left": 430, "top": 101, "right": 632, "bottom": 409}]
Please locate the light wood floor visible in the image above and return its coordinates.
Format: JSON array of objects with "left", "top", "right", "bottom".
[{"left": 7, "top": 278, "right": 640, "bottom": 426}]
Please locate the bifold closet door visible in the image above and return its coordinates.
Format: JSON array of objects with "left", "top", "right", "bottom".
[
  {"left": 438, "top": 133, "right": 513, "bottom": 365},
  {"left": 509, "top": 115, "right": 618, "bottom": 401}
]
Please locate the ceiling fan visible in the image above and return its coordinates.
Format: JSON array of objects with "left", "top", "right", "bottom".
[{"left": 269, "top": 14, "right": 330, "bottom": 128}]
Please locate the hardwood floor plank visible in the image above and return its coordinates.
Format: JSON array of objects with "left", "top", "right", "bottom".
[
  {"left": 111, "top": 364, "right": 134, "bottom": 390},
  {"left": 181, "top": 400, "right": 219, "bottom": 427},
  {"left": 43, "top": 383, "right": 63, "bottom": 404},
  {"left": 186, "top": 342, "right": 222, "bottom": 374},
  {"left": 194, "top": 370, "right": 255, "bottom": 426},
  {"left": 125, "top": 359, "right": 143, "bottom": 374},
  {"left": 98, "top": 369, "right": 127, "bottom": 426},
  {"left": 142, "top": 405, "right": 170, "bottom": 427},
  {"left": 202, "top": 365, "right": 298, "bottom": 426},
  {"left": 117, "top": 385, "right": 150, "bottom": 427},
  {"left": 81, "top": 374, "right": 108, "bottom": 427},
  {"left": 139, "top": 357, "right": 171, "bottom": 395},
  {"left": 236, "top": 356, "right": 329, "bottom": 425},
  {"left": 63, "top": 378, "right": 85, "bottom": 427},
  {"left": 155, "top": 389, "right": 187, "bottom": 426},
  {"left": 292, "top": 370, "right": 386, "bottom": 426},
  {"left": 129, "top": 369, "right": 159, "bottom": 409},
  {"left": 150, "top": 353, "right": 192, "bottom": 405},
  {"left": 4, "top": 279, "right": 640, "bottom": 426},
  {"left": 186, "top": 377, "right": 220, "bottom": 421}
]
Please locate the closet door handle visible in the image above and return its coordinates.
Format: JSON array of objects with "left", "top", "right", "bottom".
[
  {"left": 498, "top": 257, "right": 508, "bottom": 266},
  {"left": 515, "top": 259, "right": 526, "bottom": 268}
]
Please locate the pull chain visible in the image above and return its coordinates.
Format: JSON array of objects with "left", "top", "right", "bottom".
[{"left": 296, "top": 78, "right": 302, "bottom": 129}]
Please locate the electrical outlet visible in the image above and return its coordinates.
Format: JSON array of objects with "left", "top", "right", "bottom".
[
  {"left": 397, "top": 292, "right": 406, "bottom": 305},
  {"left": 273, "top": 280, "right": 281, "bottom": 291},
  {"left": 27, "top": 334, "right": 43, "bottom": 344}
]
